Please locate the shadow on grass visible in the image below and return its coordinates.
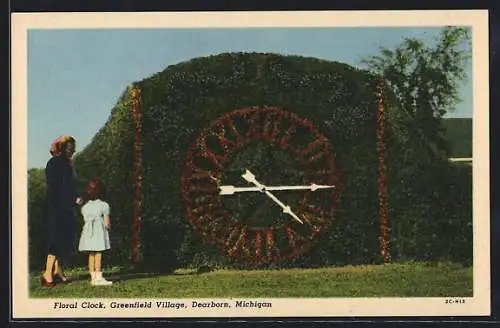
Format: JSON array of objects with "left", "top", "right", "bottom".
[
  {"left": 102, "top": 265, "right": 215, "bottom": 283},
  {"left": 31, "top": 265, "right": 215, "bottom": 286}
]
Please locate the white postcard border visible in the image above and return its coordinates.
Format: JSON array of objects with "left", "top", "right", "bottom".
[{"left": 11, "top": 10, "right": 490, "bottom": 318}]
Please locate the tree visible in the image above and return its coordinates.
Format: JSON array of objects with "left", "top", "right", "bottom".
[
  {"left": 361, "top": 26, "right": 472, "bottom": 158},
  {"left": 28, "top": 168, "right": 47, "bottom": 270},
  {"left": 361, "top": 27, "right": 473, "bottom": 264}
]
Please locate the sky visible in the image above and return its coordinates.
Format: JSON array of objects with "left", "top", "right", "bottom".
[{"left": 27, "top": 27, "right": 473, "bottom": 169}]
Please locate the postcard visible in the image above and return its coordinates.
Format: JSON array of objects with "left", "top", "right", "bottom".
[{"left": 11, "top": 10, "right": 490, "bottom": 319}]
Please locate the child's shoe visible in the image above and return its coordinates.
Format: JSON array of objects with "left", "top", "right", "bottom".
[{"left": 91, "top": 271, "right": 113, "bottom": 286}]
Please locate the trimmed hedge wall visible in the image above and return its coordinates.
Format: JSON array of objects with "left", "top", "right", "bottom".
[{"left": 28, "top": 52, "right": 472, "bottom": 271}]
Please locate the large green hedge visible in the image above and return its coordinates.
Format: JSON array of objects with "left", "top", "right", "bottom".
[{"left": 28, "top": 52, "right": 472, "bottom": 271}]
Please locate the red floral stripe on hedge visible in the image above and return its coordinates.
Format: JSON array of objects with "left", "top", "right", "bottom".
[
  {"left": 131, "top": 86, "right": 143, "bottom": 264},
  {"left": 376, "top": 79, "right": 390, "bottom": 264}
]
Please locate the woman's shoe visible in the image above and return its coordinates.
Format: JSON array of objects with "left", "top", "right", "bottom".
[
  {"left": 40, "top": 275, "right": 56, "bottom": 288},
  {"left": 54, "top": 273, "right": 71, "bottom": 284}
]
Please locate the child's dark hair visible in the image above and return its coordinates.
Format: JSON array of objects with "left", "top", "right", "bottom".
[{"left": 84, "top": 178, "right": 106, "bottom": 201}]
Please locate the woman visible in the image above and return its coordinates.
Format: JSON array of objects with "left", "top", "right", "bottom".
[{"left": 40, "top": 135, "right": 82, "bottom": 287}]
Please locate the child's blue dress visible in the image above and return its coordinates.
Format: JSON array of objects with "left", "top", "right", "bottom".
[{"left": 78, "top": 199, "right": 111, "bottom": 252}]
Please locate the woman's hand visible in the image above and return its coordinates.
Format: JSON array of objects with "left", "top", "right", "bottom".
[{"left": 76, "top": 197, "right": 83, "bottom": 205}]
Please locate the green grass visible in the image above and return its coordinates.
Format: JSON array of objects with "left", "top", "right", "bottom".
[{"left": 30, "top": 262, "right": 472, "bottom": 298}]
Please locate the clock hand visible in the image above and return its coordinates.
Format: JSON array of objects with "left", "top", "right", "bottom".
[
  {"left": 219, "top": 184, "right": 335, "bottom": 195},
  {"left": 241, "top": 169, "right": 304, "bottom": 224},
  {"left": 271, "top": 184, "right": 336, "bottom": 192},
  {"left": 262, "top": 190, "right": 304, "bottom": 225},
  {"left": 219, "top": 185, "right": 262, "bottom": 195},
  {"left": 241, "top": 169, "right": 265, "bottom": 191}
]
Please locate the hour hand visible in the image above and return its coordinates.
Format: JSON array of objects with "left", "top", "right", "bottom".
[{"left": 265, "top": 193, "right": 304, "bottom": 224}]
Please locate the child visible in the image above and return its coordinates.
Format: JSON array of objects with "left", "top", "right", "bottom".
[{"left": 78, "top": 178, "right": 113, "bottom": 286}]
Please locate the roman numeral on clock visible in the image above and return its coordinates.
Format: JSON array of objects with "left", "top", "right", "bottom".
[
  {"left": 300, "top": 137, "right": 331, "bottom": 164},
  {"left": 245, "top": 110, "right": 265, "bottom": 139},
  {"left": 262, "top": 111, "right": 281, "bottom": 141}
]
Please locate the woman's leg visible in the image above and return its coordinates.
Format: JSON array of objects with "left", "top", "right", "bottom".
[
  {"left": 43, "top": 254, "right": 56, "bottom": 282},
  {"left": 53, "top": 259, "right": 67, "bottom": 280}
]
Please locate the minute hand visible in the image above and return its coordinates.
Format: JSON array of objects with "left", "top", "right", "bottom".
[
  {"left": 268, "top": 184, "right": 335, "bottom": 191},
  {"left": 219, "top": 184, "right": 335, "bottom": 195}
]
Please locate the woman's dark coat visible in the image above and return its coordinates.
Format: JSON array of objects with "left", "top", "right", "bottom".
[{"left": 45, "top": 155, "right": 79, "bottom": 261}]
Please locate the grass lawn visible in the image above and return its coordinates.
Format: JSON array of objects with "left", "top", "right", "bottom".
[{"left": 29, "top": 262, "right": 472, "bottom": 298}]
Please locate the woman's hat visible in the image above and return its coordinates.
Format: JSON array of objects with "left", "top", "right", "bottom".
[{"left": 49, "top": 135, "right": 75, "bottom": 156}]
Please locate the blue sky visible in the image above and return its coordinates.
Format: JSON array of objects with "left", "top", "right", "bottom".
[{"left": 27, "top": 27, "right": 473, "bottom": 169}]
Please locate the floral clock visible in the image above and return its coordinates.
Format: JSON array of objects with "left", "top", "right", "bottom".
[{"left": 181, "top": 106, "right": 341, "bottom": 266}]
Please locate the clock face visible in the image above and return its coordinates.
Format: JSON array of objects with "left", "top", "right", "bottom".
[{"left": 181, "top": 106, "right": 340, "bottom": 266}]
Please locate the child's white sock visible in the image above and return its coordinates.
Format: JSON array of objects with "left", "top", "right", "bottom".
[{"left": 92, "top": 271, "right": 112, "bottom": 286}]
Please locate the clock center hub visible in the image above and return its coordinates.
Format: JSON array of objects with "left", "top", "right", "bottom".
[{"left": 221, "top": 141, "right": 304, "bottom": 230}]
